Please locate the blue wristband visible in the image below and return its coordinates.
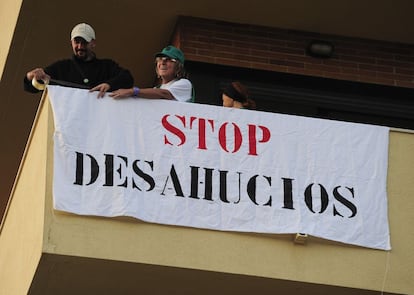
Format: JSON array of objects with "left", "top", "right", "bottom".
[{"left": 133, "top": 87, "right": 140, "bottom": 97}]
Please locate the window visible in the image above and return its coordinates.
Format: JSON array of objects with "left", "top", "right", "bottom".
[{"left": 187, "top": 61, "right": 414, "bottom": 130}]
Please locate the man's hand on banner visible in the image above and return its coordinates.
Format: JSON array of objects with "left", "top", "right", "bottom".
[
  {"left": 90, "top": 83, "right": 111, "bottom": 98},
  {"left": 27, "top": 68, "right": 51, "bottom": 90}
]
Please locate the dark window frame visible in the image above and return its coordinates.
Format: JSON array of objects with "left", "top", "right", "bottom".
[{"left": 187, "top": 61, "right": 414, "bottom": 130}]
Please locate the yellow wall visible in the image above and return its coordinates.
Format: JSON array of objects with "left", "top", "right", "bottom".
[
  {"left": 1, "top": 2, "right": 414, "bottom": 293},
  {"left": 0, "top": 95, "right": 49, "bottom": 294},
  {"left": 1, "top": 93, "right": 413, "bottom": 294},
  {"left": 44, "top": 130, "right": 414, "bottom": 294},
  {"left": 0, "top": 0, "right": 22, "bottom": 80}
]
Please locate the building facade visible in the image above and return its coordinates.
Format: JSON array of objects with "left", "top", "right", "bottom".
[{"left": 1, "top": 1, "right": 414, "bottom": 294}]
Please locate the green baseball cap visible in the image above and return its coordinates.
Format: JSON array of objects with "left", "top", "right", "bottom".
[{"left": 155, "top": 45, "right": 185, "bottom": 64}]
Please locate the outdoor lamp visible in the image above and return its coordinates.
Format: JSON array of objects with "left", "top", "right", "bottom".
[{"left": 307, "top": 40, "right": 334, "bottom": 58}]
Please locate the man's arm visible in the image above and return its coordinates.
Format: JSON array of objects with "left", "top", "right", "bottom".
[
  {"left": 90, "top": 59, "right": 134, "bottom": 98},
  {"left": 23, "top": 68, "right": 51, "bottom": 93},
  {"left": 100, "top": 60, "right": 134, "bottom": 91}
]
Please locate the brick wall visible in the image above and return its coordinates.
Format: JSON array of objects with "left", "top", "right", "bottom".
[{"left": 173, "top": 16, "right": 414, "bottom": 89}]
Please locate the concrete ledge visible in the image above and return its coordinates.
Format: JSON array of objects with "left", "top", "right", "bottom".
[{"left": 1, "top": 93, "right": 413, "bottom": 294}]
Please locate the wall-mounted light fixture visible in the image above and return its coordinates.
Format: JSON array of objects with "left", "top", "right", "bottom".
[{"left": 307, "top": 40, "right": 334, "bottom": 58}]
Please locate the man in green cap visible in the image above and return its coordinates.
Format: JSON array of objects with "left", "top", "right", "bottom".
[{"left": 110, "top": 45, "right": 193, "bottom": 102}]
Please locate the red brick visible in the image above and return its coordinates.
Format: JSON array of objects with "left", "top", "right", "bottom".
[{"left": 176, "top": 16, "right": 414, "bottom": 89}]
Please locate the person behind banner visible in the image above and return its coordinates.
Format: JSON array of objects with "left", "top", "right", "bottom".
[
  {"left": 222, "top": 81, "right": 256, "bottom": 110},
  {"left": 24, "top": 23, "right": 134, "bottom": 98},
  {"left": 109, "top": 45, "right": 193, "bottom": 102}
]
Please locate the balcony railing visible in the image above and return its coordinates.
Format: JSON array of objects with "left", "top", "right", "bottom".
[{"left": 1, "top": 89, "right": 413, "bottom": 295}]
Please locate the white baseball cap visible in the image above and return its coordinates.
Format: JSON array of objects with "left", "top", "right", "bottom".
[{"left": 71, "top": 23, "right": 95, "bottom": 42}]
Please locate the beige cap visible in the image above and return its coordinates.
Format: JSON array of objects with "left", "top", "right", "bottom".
[{"left": 71, "top": 23, "right": 95, "bottom": 42}]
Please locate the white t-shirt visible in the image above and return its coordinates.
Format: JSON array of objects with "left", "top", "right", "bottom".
[{"left": 159, "top": 78, "right": 193, "bottom": 102}]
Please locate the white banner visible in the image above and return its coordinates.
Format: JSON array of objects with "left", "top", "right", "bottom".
[{"left": 48, "top": 85, "right": 391, "bottom": 250}]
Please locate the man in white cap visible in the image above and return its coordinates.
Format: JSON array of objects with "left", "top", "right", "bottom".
[{"left": 24, "top": 23, "right": 133, "bottom": 97}]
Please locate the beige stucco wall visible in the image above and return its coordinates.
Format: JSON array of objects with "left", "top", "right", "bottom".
[
  {"left": 43, "top": 131, "right": 413, "bottom": 294},
  {"left": 0, "top": 0, "right": 22, "bottom": 80},
  {"left": 1, "top": 92, "right": 413, "bottom": 294},
  {"left": 0, "top": 95, "right": 49, "bottom": 295}
]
